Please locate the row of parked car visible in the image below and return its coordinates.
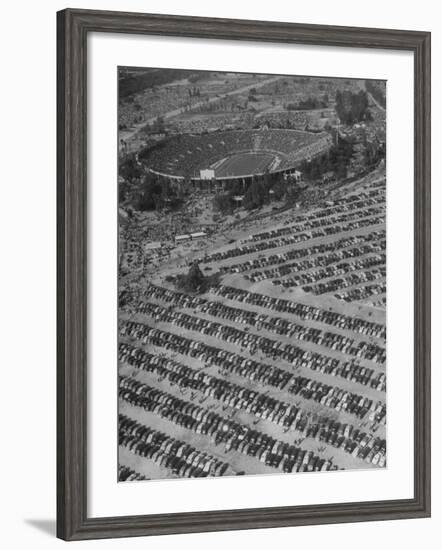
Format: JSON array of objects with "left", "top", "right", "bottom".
[
  {"left": 133, "top": 299, "right": 386, "bottom": 386},
  {"left": 289, "top": 376, "right": 386, "bottom": 422},
  {"left": 267, "top": 251, "right": 385, "bottom": 289},
  {"left": 202, "top": 215, "right": 385, "bottom": 265},
  {"left": 212, "top": 285, "right": 386, "bottom": 339},
  {"left": 119, "top": 376, "right": 337, "bottom": 474},
  {"left": 304, "top": 266, "right": 386, "bottom": 297},
  {"left": 130, "top": 282, "right": 385, "bottom": 363},
  {"left": 120, "top": 343, "right": 307, "bottom": 426},
  {"left": 119, "top": 342, "right": 381, "bottom": 434},
  {"left": 302, "top": 419, "right": 386, "bottom": 466},
  {"left": 120, "top": 414, "right": 232, "bottom": 478},
  {"left": 218, "top": 230, "right": 385, "bottom": 275},
  {"left": 118, "top": 465, "right": 146, "bottom": 482},
  {"left": 249, "top": 242, "right": 385, "bottom": 284},
  {"left": 124, "top": 305, "right": 382, "bottom": 389},
  {"left": 336, "top": 283, "right": 386, "bottom": 303},
  {"left": 121, "top": 318, "right": 386, "bottom": 395},
  {"left": 247, "top": 202, "right": 384, "bottom": 243},
  {"left": 271, "top": 186, "right": 385, "bottom": 230},
  {"left": 119, "top": 374, "right": 386, "bottom": 470}
]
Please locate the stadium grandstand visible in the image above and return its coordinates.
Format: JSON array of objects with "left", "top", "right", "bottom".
[{"left": 139, "top": 129, "right": 332, "bottom": 184}]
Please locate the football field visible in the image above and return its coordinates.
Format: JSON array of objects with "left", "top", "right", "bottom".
[{"left": 215, "top": 151, "right": 276, "bottom": 177}]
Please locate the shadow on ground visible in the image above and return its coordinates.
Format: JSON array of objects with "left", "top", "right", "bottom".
[{"left": 25, "top": 519, "right": 56, "bottom": 537}]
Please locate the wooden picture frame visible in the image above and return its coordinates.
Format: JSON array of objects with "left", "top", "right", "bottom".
[{"left": 57, "top": 8, "right": 431, "bottom": 541}]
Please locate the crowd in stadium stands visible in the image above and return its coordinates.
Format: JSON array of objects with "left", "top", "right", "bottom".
[
  {"left": 209, "top": 229, "right": 385, "bottom": 273},
  {"left": 119, "top": 340, "right": 385, "bottom": 423},
  {"left": 266, "top": 252, "right": 385, "bottom": 288},
  {"left": 120, "top": 319, "right": 385, "bottom": 392},
  {"left": 335, "top": 283, "right": 386, "bottom": 303},
  {"left": 140, "top": 129, "right": 332, "bottom": 178},
  {"left": 118, "top": 465, "right": 147, "bottom": 482},
  {"left": 124, "top": 282, "right": 385, "bottom": 364},
  {"left": 212, "top": 286, "right": 386, "bottom": 339},
  {"left": 119, "top": 414, "right": 232, "bottom": 478},
  {"left": 303, "top": 267, "right": 386, "bottom": 297},
  {"left": 119, "top": 374, "right": 385, "bottom": 468}
]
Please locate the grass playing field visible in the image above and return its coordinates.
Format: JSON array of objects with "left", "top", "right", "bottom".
[{"left": 215, "top": 151, "right": 276, "bottom": 177}]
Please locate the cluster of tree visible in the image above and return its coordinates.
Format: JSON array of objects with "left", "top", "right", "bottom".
[
  {"left": 119, "top": 68, "right": 191, "bottom": 99},
  {"left": 300, "top": 137, "right": 354, "bottom": 181},
  {"left": 188, "top": 86, "right": 201, "bottom": 97},
  {"left": 119, "top": 180, "right": 128, "bottom": 203},
  {"left": 175, "top": 263, "right": 220, "bottom": 294},
  {"left": 243, "top": 178, "right": 269, "bottom": 210},
  {"left": 119, "top": 155, "right": 144, "bottom": 182},
  {"left": 212, "top": 173, "right": 301, "bottom": 214},
  {"left": 285, "top": 95, "right": 329, "bottom": 111},
  {"left": 151, "top": 116, "right": 165, "bottom": 134},
  {"left": 363, "top": 140, "right": 386, "bottom": 168},
  {"left": 335, "top": 90, "right": 372, "bottom": 125},
  {"left": 118, "top": 290, "right": 132, "bottom": 308},
  {"left": 213, "top": 192, "right": 235, "bottom": 215},
  {"left": 138, "top": 174, "right": 182, "bottom": 212},
  {"left": 212, "top": 179, "right": 245, "bottom": 215},
  {"left": 365, "top": 80, "right": 386, "bottom": 109}
]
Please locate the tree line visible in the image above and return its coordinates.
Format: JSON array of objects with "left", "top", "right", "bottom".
[
  {"left": 285, "top": 95, "right": 329, "bottom": 111},
  {"left": 213, "top": 173, "right": 301, "bottom": 214},
  {"left": 300, "top": 137, "right": 354, "bottom": 181},
  {"left": 335, "top": 90, "right": 372, "bottom": 125}
]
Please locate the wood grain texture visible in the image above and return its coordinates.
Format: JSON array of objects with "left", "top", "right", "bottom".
[{"left": 56, "top": 8, "right": 431, "bottom": 541}]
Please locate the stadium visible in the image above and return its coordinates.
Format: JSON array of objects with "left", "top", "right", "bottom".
[{"left": 139, "top": 129, "right": 333, "bottom": 183}]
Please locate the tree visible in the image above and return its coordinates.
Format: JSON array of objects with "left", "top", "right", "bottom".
[
  {"left": 243, "top": 179, "right": 267, "bottom": 210},
  {"left": 335, "top": 89, "right": 371, "bottom": 125},
  {"left": 119, "top": 180, "right": 128, "bottom": 203},
  {"left": 213, "top": 193, "right": 233, "bottom": 215},
  {"left": 271, "top": 180, "right": 286, "bottom": 200},
  {"left": 138, "top": 174, "right": 181, "bottom": 212},
  {"left": 138, "top": 175, "right": 161, "bottom": 211},
  {"left": 286, "top": 185, "right": 301, "bottom": 205},
  {"left": 119, "top": 155, "right": 143, "bottom": 182},
  {"left": 176, "top": 263, "right": 210, "bottom": 294}
]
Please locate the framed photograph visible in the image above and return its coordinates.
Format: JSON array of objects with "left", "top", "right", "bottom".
[{"left": 57, "top": 8, "right": 431, "bottom": 541}]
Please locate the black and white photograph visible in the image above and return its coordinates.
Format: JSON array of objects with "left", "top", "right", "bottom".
[{"left": 117, "top": 68, "right": 387, "bottom": 482}]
